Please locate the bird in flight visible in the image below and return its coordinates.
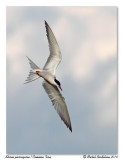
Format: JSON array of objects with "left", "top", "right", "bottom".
[{"left": 25, "top": 21, "right": 72, "bottom": 132}]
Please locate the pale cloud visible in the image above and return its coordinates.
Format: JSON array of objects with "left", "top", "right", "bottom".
[
  {"left": 93, "top": 73, "right": 117, "bottom": 128},
  {"left": 101, "top": 73, "right": 117, "bottom": 99},
  {"left": 71, "top": 42, "right": 97, "bottom": 79},
  {"left": 53, "top": 17, "right": 74, "bottom": 48},
  {"left": 7, "top": 21, "right": 39, "bottom": 75},
  {"left": 98, "top": 102, "right": 117, "bottom": 128},
  {"left": 69, "top": 7, "right": 117, "bottom": 80},
  {"left": 6, "top": 21, "right": 40, "bottom": 95},
  {"left": 59, "top": 6, "right": 97, "bottom": 17},
  {"left": 7, "top": 21, "right": 38, "bottom": 58},
  {"left": 6, "top": 7, "right": 26, "bottom": 29}
]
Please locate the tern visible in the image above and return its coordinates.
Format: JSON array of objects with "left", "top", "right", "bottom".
[{"left": 25, "top": 21, "right": 72, "bottom": 132}]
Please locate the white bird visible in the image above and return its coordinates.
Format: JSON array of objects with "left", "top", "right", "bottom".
[{"left": 25, "top": 21, "right": 72, "bottom": 132}]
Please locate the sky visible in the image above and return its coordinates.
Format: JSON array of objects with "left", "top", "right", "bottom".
[{"left": 6, "top": 6, "right": 117, "bottom": 154}]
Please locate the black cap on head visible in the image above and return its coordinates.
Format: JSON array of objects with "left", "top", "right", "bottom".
[{"left": 54, "top": 78, "right": 61, "bottom": 86}]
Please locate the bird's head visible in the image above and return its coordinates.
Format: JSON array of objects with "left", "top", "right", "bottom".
[{"left": 54, "top": 78, "right": 62, "bottom": 91}]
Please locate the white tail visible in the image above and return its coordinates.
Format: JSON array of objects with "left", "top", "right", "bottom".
[{"left": 24, "top": 56, "right": 40, "bottom": 84}]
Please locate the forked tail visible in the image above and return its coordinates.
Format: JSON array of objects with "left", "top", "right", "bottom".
[{"left": 24, "top": 56, "right": 40, "bottom": 84}]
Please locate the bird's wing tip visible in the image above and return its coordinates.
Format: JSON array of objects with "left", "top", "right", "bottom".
[
  {"left": 69, "top": 124, "right": 72, "bottom": 132},
  {"left": 44, "top": 20, "right": 48, "bottom": 25},
  {"left": 70, "top": 127, "right": 72, "bottom": 132}
]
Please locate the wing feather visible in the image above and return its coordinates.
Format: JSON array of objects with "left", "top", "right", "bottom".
[
  {"left": 42, "top": 80, "right": 72, "bottom": 132},
  {"left": 43, "top": 21, "right": 62, "bottom": 75}
]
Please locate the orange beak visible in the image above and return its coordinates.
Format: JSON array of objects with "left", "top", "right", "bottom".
[{"left": 59, "top": 86, "right": 62, "bottom": 91}]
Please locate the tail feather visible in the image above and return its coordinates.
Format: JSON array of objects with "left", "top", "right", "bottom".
[
  {"left": 24, "top": 56, "right": 40, "bottom": 84},
  {"left": 26, "top": 56, "right": 40, "bottom": 70}
]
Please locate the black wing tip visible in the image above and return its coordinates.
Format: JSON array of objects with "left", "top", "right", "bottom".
[
  {"left": 44, "top": 20, "right": 48, "bottom": 27},
  {"left": 44, "top": 20, "right": 51, "bottom": 31},
  {"left": 68, "top": 123, "right": 72, "bottom": 132},
  {"left": 63, "top": 118, "right": 72, "bottom": 132},
  {"left": 69, "top": 126, "right": 72, "bottom": 132}
]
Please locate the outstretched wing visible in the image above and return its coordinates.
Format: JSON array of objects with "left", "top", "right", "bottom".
[
  {"left": 42, "top": 80, "right": 72, "bottom": 132},
  {"left": 43, "top": 21, "right": 62, "bottom": 75}
]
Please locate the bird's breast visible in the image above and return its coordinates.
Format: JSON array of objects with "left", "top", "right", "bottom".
[{"left": 40, "top": 70, "right": 55, "bottom": 85}]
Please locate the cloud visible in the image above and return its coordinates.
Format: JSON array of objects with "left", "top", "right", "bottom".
[
  {"left": 59, "top": 6, "right": 97, "bottom": 17},
  {"left": 82, "top": 57, "right": 117, "bottom": 128},
  {"left": 69, "top": 7, "right": 117, "bottom": 80}
]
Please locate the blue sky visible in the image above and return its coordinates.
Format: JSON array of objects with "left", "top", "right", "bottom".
[{"left": 6, "top": 6, "right": 117, "bottom": 154}]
